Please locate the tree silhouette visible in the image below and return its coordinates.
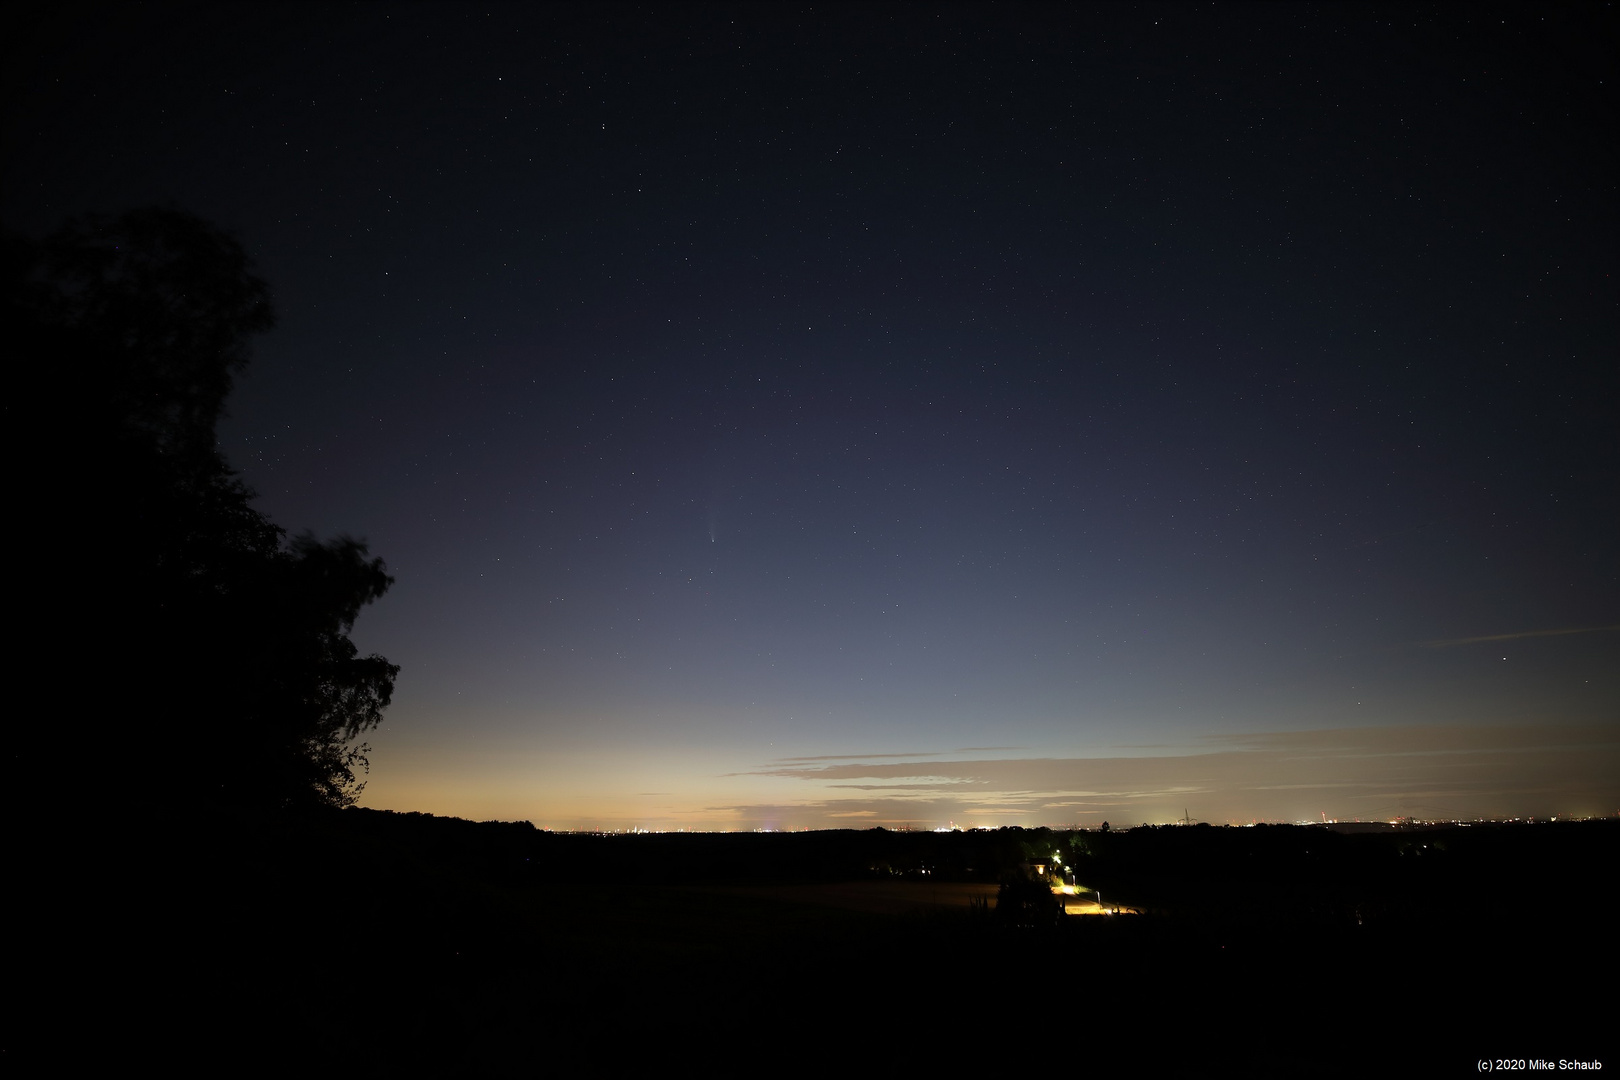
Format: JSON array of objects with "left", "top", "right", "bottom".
[
  {"left": 7, "top": 208, "right": 398, "bottom": 812},
  {"left": 995, "top": 875, "right": 1064, "bottom": 927}
]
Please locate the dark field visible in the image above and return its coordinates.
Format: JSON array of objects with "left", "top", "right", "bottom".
[{"left": 78, "top": 810, "right": 1615, "bottom": 1072}]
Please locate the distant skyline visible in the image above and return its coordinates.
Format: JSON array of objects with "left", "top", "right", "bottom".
[{"left": 7, "top": 3, "right": 1615, "bottom": 827}]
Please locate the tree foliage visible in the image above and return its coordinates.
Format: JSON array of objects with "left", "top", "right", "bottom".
[{"left": 7, "top": 208, "right": 398, "bottom": 811}]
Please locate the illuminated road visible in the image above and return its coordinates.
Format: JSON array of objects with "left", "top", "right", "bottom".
[{"left": 1055, "top": 885, "right": 1135, "bottom": 915}]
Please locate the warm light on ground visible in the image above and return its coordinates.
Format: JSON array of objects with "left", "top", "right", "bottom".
[{"left": 1055, "top": 884, "right": 1133, "bottom": 915}]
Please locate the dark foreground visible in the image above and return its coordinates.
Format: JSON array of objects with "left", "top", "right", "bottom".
[{"left": 65, "top": 811, "right": 1615, "bottom": 1072}]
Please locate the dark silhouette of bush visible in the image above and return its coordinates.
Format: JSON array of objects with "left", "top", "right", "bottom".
[
  {"left": 995, "top": 875, "right": 1063, "bottom": 927},
  {"left": 6, "top": 208, "right": 397, "bottom": 812}
]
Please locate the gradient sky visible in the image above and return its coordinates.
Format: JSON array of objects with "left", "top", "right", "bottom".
[{"left": 7, "top": 3, "right": 1616, "bottom": 827}]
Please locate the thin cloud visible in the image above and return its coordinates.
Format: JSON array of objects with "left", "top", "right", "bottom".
[
  {"left": 737, "top": 724, "right": 1619, "bottom": 827},
  {"left": 827, "top": 780, "right": 983, "bottom": 791},
  {"left": 1419, "top": 624, "right": 1620, "bottom": 648},
  {"left": 771, "top": 751, "right": 942, "bottom": 763}
]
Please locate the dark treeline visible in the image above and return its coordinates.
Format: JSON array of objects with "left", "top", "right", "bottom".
[
  {"left": 6, "top": 209, "right": 397, "bottom": 814},
  {"left": 9, "top": 209, "right": 403, "bottom": 1066},
  {"left": 329, "top": 810, "right": 1042, "bottom": 885},
  {"left": 314, "top": 807, "right": 1620, "bottom": 922}
]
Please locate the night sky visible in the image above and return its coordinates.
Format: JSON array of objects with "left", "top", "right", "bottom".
[{"left": 8, "top": 3, "right": 1616, "bottom": 828}]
